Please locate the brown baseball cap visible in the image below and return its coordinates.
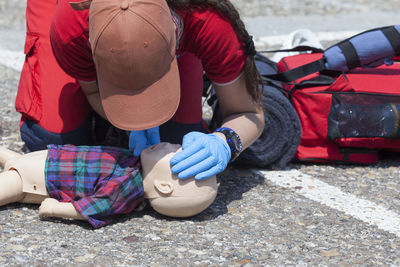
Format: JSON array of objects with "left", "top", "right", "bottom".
[{"left": 70, "top": 0, "right": 180, "bottom": 130}]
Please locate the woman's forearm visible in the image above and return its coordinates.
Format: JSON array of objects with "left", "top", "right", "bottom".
[
  {"left": 218, "top": 107, "right": 264, "bottom": 150},
  {"left": 213, "top": 75, "right": 265, "bottom": 150}
]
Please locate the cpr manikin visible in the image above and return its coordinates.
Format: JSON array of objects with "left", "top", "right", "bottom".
[
  {"left": 141, "top": 143, "right": 218, "bottom": 217},
  {"left": 0, "top": 143, "right": 218, "bottom": 228}
]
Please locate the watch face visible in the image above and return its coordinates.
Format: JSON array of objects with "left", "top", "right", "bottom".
[
  {"left": 221, "top": 129, "right": 242, "bottom": 154},
  {"left": 215, "top": 128, "right": 242, "bottom": 162},
  {"left": 228, "top": 132, "right": 241, "bottom": 151}
]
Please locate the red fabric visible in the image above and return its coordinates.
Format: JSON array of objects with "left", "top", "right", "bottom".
[
  {"left": 16, "top": 0, "right": 91, "bottom": 133},
  {"left": 50, "top": 3, "right": 246, "bottom": 84},
  {"left": 296, "top": 142, "right": 378, "bottom": 164},
  {"left": 50, "top": 0, "right": 94, "bottom": 82},
  {"left": 174, "top": 8, "right": 246, "bottom": 84},
  {"left": 278, "top": 53, "right": 400, "bottom": 164},
  {"left": 173, "top": 53, "right": 204, "bottom": 124}
]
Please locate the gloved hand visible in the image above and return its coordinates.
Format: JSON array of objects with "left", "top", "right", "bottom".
[
  {"left": 129, "top": 126, "right": 160, "bottom": 157},
  {"left": 170, "top": 131, "right": 231, "bottom": 180}
]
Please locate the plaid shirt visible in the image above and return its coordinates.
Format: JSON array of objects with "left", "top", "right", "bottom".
[{"left": 45, "top": 145, "right": 144, "bottom": 228}]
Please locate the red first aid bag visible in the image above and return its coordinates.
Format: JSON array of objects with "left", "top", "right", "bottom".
[{"left": 275, "top": 53, "right": 400, "bottom": 164}]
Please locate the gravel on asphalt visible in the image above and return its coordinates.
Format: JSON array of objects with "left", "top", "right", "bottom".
[{"left": 0, "top": 1, "right": 400, "bottom": 266}]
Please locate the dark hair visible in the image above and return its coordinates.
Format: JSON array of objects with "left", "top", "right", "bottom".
[{"left": 166, "top": 0, "right": 263, "bottom": 104}]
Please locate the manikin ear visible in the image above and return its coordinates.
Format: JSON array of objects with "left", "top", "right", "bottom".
[{"left": 154, "top": 180, "right": 174, "bottom": 195}]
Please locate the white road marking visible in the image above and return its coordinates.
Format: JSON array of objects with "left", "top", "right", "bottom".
[
  {"left": 0, "top": 47, "right": 24, "bottom": 72},
  {"left": 255, "top": 30, "right": 360, "bottom": 48},
  {"left": 255, "top": 169, "right": 400, "bottom": 238}
]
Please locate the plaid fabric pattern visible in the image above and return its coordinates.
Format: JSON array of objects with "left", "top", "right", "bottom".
[{"left": 45, "top": 145, "right": 144, "bottom": 228}]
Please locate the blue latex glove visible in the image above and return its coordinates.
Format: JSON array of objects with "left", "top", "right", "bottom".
[
  {"left": 170, "top": 131, "right": 231, "bottom": 180},
  {"left": 129, "top": 126, "right": 160, "bottom": 157}
]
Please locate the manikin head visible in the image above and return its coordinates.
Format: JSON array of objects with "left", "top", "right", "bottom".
[{"left": 141, "top": 143, "right": 218, "bottom": 217}]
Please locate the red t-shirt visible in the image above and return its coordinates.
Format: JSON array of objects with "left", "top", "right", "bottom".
[{"left": 50, "top": 1, "right": 246, "bottom": 84}]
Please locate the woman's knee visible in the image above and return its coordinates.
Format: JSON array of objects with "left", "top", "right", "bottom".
[{"left": 20, "top": 117, "right": 93, "bottom": 151}]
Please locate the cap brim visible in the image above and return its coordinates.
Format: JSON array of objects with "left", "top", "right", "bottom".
[{"left": 98, "top": 57, "right": 180, "bottom": 131}]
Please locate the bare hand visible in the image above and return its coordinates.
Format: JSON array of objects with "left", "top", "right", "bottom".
[{"left": 39, "top": 198, "right": 59, "bottom": 219}]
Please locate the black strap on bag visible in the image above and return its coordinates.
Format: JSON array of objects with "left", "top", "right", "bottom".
[
  {"left": 258, "top": 45, "right": 328, "bottom": 83},
  {"left": 337, "top": 41, "right": 361, "bottom": 70},
  {"left": 263, "top": 57, "right": 327, "bottom": 84},
  {"left": 259, "top": 45, "right": 324, "bottom": 54},
  {"left": 382, "top": 26, "right": 400, "bottom": 56}
]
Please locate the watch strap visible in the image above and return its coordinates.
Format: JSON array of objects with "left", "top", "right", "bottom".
[{"left": 214, "top": 127, "right": 243, "bottom": 162}]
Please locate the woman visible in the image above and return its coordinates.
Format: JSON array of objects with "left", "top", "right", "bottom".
[{"left": 17, "top": 0, "right": 264, "bottom": 180}]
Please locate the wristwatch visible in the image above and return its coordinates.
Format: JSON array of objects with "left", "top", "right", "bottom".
[{"left": 214, "top": 127, "right": 243, "bottom": 162}]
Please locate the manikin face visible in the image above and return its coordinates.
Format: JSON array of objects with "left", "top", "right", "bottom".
[{"left": 140, "top": 143, "right": 218, "bottom": 217}]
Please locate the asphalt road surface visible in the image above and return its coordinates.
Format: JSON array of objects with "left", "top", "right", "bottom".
[{"left": 0, "top": 1, "right": 399, "bottom": 266}]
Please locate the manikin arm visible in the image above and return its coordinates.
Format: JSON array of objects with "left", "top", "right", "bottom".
[
  {"left": 39, "top": 198, "right": 84, "bottom": 220},
  {"left": 0, "top": 147, "right": 85, "bottom": 221},
  {"left": 0, "top": 146, "right": 22, "bottom": 167}
]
